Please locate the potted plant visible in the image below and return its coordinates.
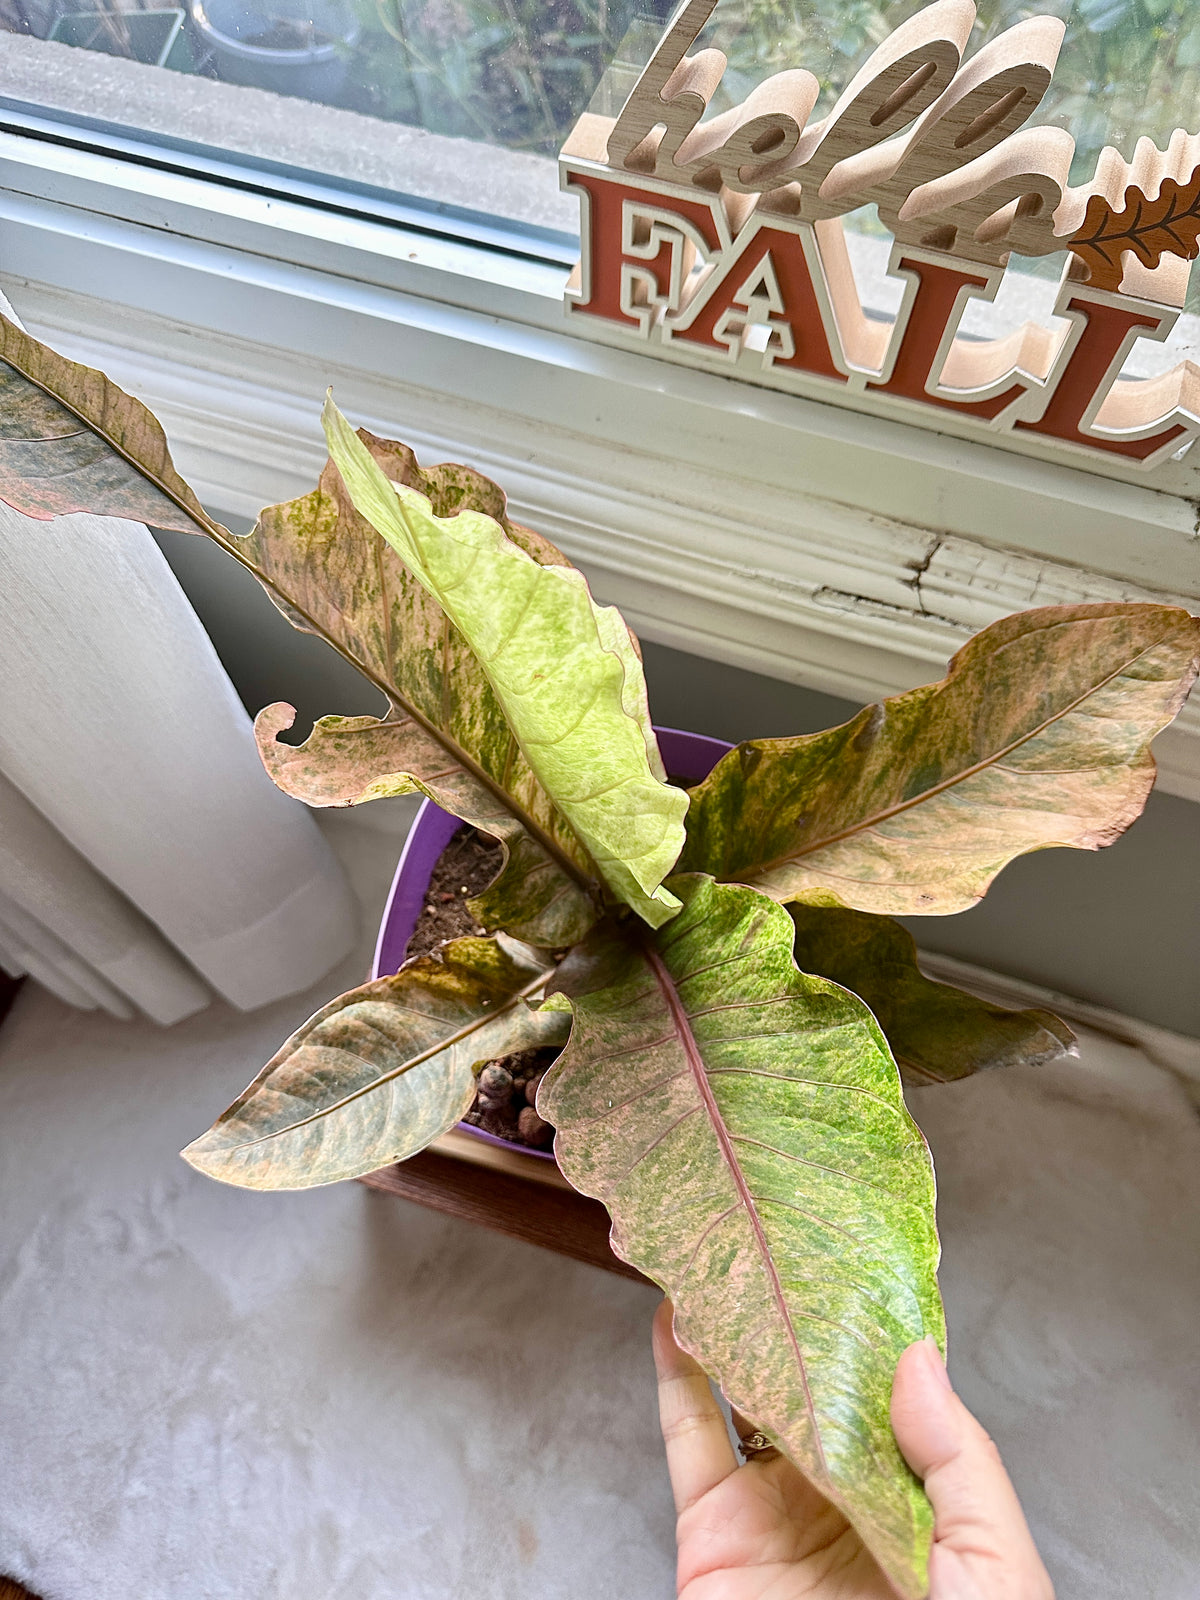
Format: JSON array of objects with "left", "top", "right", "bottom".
[
  {"left": 3, "top": 311, "right": 1197, "bottom": 1599},
  {"left": 370, "top": 723, "right": 735, "bottom": 1157}
]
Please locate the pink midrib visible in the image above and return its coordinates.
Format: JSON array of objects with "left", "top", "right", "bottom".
[{"left": 643, "top": 942, "right": 831, "bottom": 1489}]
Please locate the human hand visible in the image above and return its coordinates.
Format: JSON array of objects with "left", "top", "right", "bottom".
[{"left": 652, "top": 1299, "right": 1054, "bottom": 1599}]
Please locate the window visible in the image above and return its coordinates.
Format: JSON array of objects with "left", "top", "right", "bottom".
[{"left": 0, "top": 0, "right": 1196, "bottom": 244}]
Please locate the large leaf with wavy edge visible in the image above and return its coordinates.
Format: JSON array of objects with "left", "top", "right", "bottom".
[
  {"left": 0, "top": 313, "right": 601, "bottom": 947},
  {"left": 0, "top": 310, "right": 213, "bottom": 531},
  {"left": 182, "top": 936, "right": 569, "bottom": 1189},
  {"left": 539, "top": 875, "right": 943, "bottom": 1599},
  {"left": 788, "top": 903, "right": 1076, "bottom": 1086},
  {"left": 680, "top": 604, "right": 1200, "bottom": 914},
  {"left": 323, "top": 397, "right": 688, "bottom": 929},
  {"left": 247, "top": 430, "right": 642, "bottom": 946},
  {"left": 256, "top": 704, "right": 587, "bottom": 944}
]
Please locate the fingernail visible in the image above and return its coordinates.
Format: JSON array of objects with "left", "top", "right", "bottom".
[{"left": 922, "top": 1336, "right": 952, "bottom": 1390}]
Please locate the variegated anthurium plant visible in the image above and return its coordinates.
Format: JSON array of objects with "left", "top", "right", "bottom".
[{"left": 4, "top": 308, "right": 1199, "bottom": 1598}]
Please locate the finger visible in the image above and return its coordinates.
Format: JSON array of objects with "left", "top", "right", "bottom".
[
  {"left": 652, "top": 1299, "right": 738, "bottom": 1513},
  {"left": 891, "top": 1339, "right": 1050, "bottom": 1583}
]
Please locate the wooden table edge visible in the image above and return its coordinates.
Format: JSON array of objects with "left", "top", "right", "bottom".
[{"left": 357, "top": 1131, "right": 651, "bottom": 1285}]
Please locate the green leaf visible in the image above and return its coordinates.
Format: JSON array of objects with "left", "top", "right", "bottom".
[
  {"left": 322, "top": 396, "right": 689, "bottom": 928},
  {"left": 182, "top": 936, "right": 569, "bottom": 1189},
  {"left": 788, "top": 903, "right": 1075, "bottom": 1085},
  {"left": 1180, "top": 23, "right": 1200, "bottom": 67},
  {"left": 0, "top": 310, "right": 213, "bottom": 532},
  {"left": 244, "top": 435, "right": 617, "bottom": 947},
  {"left": 255, "top": 715, "right": 578, "bottom": 943},
  {"left": 0, "top": 318, "right": 604, "bottom": 946},
  {"left": 245, "top": 436, "right": 605, "bottom": 946},
  {"left": 680, "top": 604, "right": 1200, "bottom": 914},
  {"left": 539, "top": 875, "right": 943, "bottom": 1598}
]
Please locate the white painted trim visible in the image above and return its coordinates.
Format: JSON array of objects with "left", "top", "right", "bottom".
[
  {"left": 0, "top": 127, "right": 1195, "bottom": 796},
  {"left": 12, "top": 273, "right": 1200, "bottom": 804}
]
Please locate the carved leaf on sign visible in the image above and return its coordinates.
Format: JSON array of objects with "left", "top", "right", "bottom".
[
  {"left": 559, "top": 0, "right": 1200, "bottom": 471},
  {"left": 1071, "top": 166, "right": 1200, "bottom": 291}
]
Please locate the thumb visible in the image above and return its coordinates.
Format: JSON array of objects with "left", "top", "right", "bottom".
[{"left": 891, "top": 1339, "right": 1054, "bottom": 1598}]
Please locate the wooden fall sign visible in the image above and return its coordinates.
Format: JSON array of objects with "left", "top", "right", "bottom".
[{"left": 559, "top": 0, "right": 1200, "bottom": 468}]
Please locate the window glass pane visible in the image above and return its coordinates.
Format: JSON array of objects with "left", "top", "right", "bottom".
[
  {"left": 695, "top": 0, "right": 1198, "bottom": 183},
  {"left": 0, "top": 0, "right": 1196, "bottom": 256}
]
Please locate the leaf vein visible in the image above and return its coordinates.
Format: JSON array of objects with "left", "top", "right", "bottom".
[{"left": 644, "top": 943, "right": 833, "bottom": 1490}]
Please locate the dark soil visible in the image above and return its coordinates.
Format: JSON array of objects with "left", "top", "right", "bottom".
[
  {"left": 460, "top": 1044, "right": 560, "bottom": 1151},
  {"left": 404, "top": 825, "right": 559, "bottom": 1152},
  {"left": 404, "top": 825, "right": 504, "bottom": 960}
]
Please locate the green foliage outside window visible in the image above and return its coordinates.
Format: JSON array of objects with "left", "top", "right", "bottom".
[{"left": 343, "top": 0, "right": 1200, "bottom": 171}]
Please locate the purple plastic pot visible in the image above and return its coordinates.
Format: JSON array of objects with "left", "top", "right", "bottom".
[{"left": 371, "top": 726, "right": 733, "bottom": 1161}]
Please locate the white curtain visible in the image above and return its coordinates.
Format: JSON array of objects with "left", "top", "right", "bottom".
[{"left": 0, "top": 499, "right": 358, "bottom": 1025}]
